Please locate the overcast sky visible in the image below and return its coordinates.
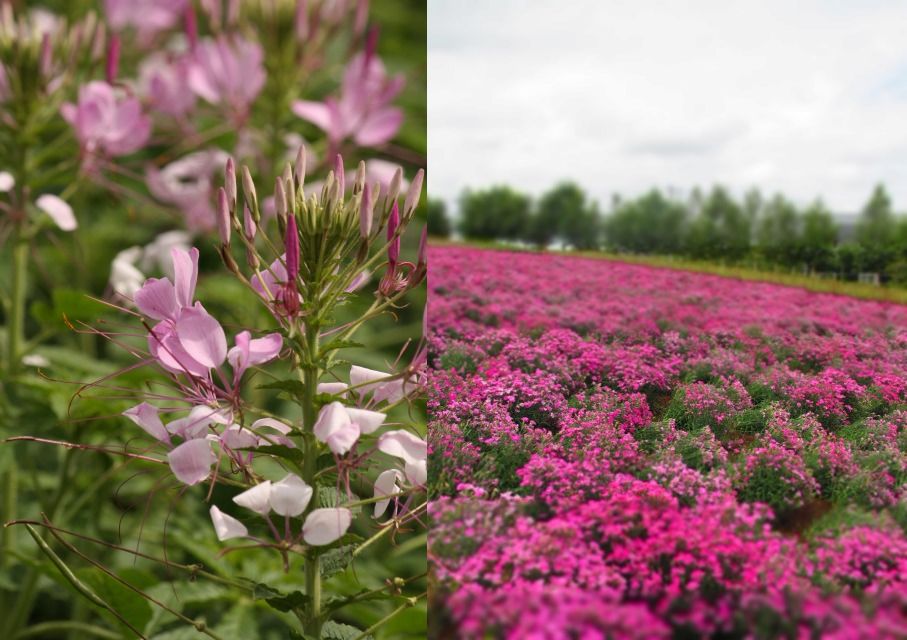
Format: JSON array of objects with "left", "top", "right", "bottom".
[{"left": 428, "top": 0, "right": 907, "bottom": 214}]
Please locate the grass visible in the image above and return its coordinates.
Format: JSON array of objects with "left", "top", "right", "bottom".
[{"left": 431, "top": 239, "right": 907, "bottom": 305}]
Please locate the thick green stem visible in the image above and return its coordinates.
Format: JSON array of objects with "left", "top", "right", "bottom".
[
  {"left": 301, "top": 322, "right": 322, "bottom": 636},
  {"left": 6, "top": 227, "right": 27, "bottom": 375}
]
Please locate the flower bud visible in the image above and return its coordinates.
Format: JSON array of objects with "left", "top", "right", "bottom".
[
  {"left": 216, "top": 187, "right": 231, "bottom": 245},
  {"left": 385, "top": 168, "right": 402, "bottom": 215},
  {"left": 294, "top": 145, "right": 307, "bottom": 189},
  {"left": 184, "top": 3, "right": 198, "bottom": 50},
  {"left": 225, "top": 157, "right": 237, "bottom": 209},
  {"left": 354, "top": 0, "right": 369, "bottom": 35},
  {"left": 243, "top": 205, "right": 257, "bottom": 241},
  {"left": 105, "top": 33, "right": 120, "bottom": 84},
  {"left": 404, "top": 168, "right": 424, "bottom": 219},
  {"left": 275, "top": 178, "right": 287, "bottom": 221},
  {"left": 294, "top": 0, "right": 308, "bottom": 41},
  {"left": 242, "top": 166, "right": 258, "bottom": 217},
  {"left": 282, "top": 163, "right": 295, "bottom": 206},
  {"left": 334, "top": 154, "right": 345, "bottom": 195},
  {"left": 40, "top": 33, "right": 53, "bottom": 79},
  {"left": 359, "top": 183, "right": 373, "bottom": 239},
  {"left": 387, "top": 201, "right": 400, "bottom": 267}
]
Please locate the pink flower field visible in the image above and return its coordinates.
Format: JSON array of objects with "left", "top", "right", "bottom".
[{"left": 427, "top": 246, "right": 907, "bottom": 639}]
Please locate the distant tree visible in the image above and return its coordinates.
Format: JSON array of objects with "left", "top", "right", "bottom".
[
  {"left": 799, "top": 200, "right": 838, "bottom": 272},
  {"left": 526, "top": 182, "right": 600, "bottom": 249},
  {"left": 426, "top": 198, "right": 451, "bottom": 238},
  {"left": 686, "top": 186, "right": 750, "bottom": 262},
  {"left": 855, "top": 184, "right": 896, "bottom": 248},
  {"left": 756, "top": 194, "right": 800, "bottom": 267},
  {"left": 562, "top": 200, "right": 602, "bottom": 251},
  {"left": 742, "top": 188, "right": 764, "bottom": 228},
  {"left": 604, "top": 189, "right": 687, "bottom": 254},
  {"left": 458, "top": 186, "right": 530, "bottom": 241}
]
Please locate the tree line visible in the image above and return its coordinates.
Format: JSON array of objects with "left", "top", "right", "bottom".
[{"left": 427, "top": 182, "right": 907, "bottom": 284}]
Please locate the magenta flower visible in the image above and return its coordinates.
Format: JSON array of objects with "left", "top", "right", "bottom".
[
  {"left": 104, "top": 0, "right": 187, "bottom": 40},
  {"left": 187, "top": 35, "right": 266, "bottom": 121},
  {"left": 61, "top": 81, "right": 151, "bottom": 157},
  {"left": 292, "top": 51, "right": 404, "bottom": 148}
]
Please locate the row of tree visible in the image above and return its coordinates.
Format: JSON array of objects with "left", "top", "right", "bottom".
[{"left": 427, "top": 182, "right": 907, "bottom": 283}]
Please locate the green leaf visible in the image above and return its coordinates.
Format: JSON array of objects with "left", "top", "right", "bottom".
[
  {"left": 251, "top": 582, "right": 309, "bottom": 614},
  {"left": 258, "top": 379, "right": 307, "bottom": 402},
  {"left": 317, "top": 487, "right": 362, "bottom": 516},
  {"left": 78, "top": 567, "right": 154, "bottom": 636},
  {"left": 321, "top": 620, "right": 372, "bottom": 640},
  {"left": 319, "top": 545, "right": 356, "bottom": 580},
  {"left": 319, "top": 338, "right": 365, "bottom": 356},
  {"left": 255, "top": 444, "right": 305, "bottom": 465}
]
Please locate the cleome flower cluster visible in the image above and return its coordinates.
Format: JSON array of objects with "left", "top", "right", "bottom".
[{"left": 428, "top": 246, "right": 907, "bottom": 639}]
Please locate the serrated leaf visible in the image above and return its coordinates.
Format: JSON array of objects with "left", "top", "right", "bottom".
[
  {"left": 317, "top": 487, "right": 362, "bottom": 515},
  {"left": 250, "top": 582, "right": 309, "bottom": 614},
  {"left": 321, "top": 620, "right": 372, "bottom": 640},
  {"left": 258, "top": 379, "right": 307, "bottom": 401},
  {"left": 254, "top": 444, "right": 305, "bottom": 465},
  {"left": 319, "top": 545, "right": 356, "bottom": 580}
]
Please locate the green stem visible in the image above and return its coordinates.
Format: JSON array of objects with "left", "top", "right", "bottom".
[
  {"left": 349, "top": 593, "right": 425, "bottom": 640},
  {"left": 301, "top": 322, "right": 322, "bottom": 636},
  {"left": 6, "top": 226, "right": 27, "bottom": 375},
  {"left": 14, "top": 621, "right": 120, "bottom": 640}
]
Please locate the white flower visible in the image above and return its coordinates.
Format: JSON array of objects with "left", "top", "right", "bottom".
[
  {"left": 377, "top": 430, "right": 427, "bottom": 486},
  {"left": 302, "top": 508, "right": 352, "bottom": 546},
  {"left": 373, "top": 469, "right": 404, "bottom": 518},
  {"left": 209, "top": 505, "right": 248, "bottom": 541},
  {"left": 350, "top": 365, "right": 406, "bottom": 404},
  {"left": 313, "top": 401, "right": 385, "bottom": 455}
]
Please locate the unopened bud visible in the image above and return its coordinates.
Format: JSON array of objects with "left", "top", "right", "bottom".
[
  {"left": 184, "top": 4, "right": 198, "bottom": 50},
  {"left": 404, "top": 168, "right": 424, "bottom": 218},
  {"left": 282, "top": 164, "right": 295, "bottom": 206},
  {"left": 37, "top": 32, "right": 54, "bottom": 79},
  {"left": 241, "top": 166, "right": 258, "bottom": 214},
  {"left": 387, "top": 201, "right": 400, "bottom": 267},
  {"left": 243, "top": 205, "right": 257, "bottom": 240},
  {"left": 216, "top": 188, "right": 231, "bottom": 245},
  {"left": 294, "top": 0, "right": 308, "bottom": 41},
  {"left": 224, "top": 157, "right": 237, "bottom": 209},
  {"left": 285, "top": 213, "right": 300, "bottom": 281},
  {"left": 334, "top": 154, "right": 345, "bottom": 195},
  {"left": 359, "top": 183, "right": 373, "bottom": 238},
  {"left": 275, "top": 178, "right": 287, "bottom": 221},
  {"left": 354, "top": 0, "right": 369, "bottom": 35},
  {"left": 294, "top": 145, "right": 307, "bottom": 189},
  {"left": 105, "top": 33, "right": 120, "bottom": 84},
  {"left": 386, "top": 168, "right": 402, "bottom": 215},
  {"left": 353, "top": 161, "right": 366, "bottom": 195}
]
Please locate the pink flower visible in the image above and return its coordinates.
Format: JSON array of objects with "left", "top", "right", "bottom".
[
  {"left": 61, "top": 81, "right": 151, "bottom": 157},
  {"left": 146, "top": 150, "right": 229, "bottom": 232},
  {"left": 187, "top": 35, "right": 266, "bottom": 120},
  {"left": 138, "top": 52, "right": 196, "bottom": 118},
  {"left": 292, "top": 51, "right": 404, "bottom": 148},
  {"left": 104, "top": 0, "right": 187, "bottom": 39}
]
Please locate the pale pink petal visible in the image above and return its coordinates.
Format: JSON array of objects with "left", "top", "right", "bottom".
[
  {"left": 122, "top": 402, "right": 171, "bottom": 444},
  {"left": 250, "top": 417, "right": 295, "bottom": 447},
  {"left": 134, "top": 278, "right": 178, "bottom": 320},
  {"left": 36, "top": 194, "right": 77, "bottom": 231},
  {"left": 232, "top": 480, "right": 272, "bottom": 515},
  {"left": 325, "top": 422, "right": 360, "bottom": 456},
  {"left": 373, "top": 468, "right": 403, "bottom": 518},
  {"left": 269, "top": 474, "right": 313, "bottom": 517},
  {"left": 313, "top": 401, "right": 351, "bottom": 444},
  {"left": 292, "top": 100, "right": 333, "bottom": 131},
  {"left": 209, "top": 505, "right": 248, "bottom": 541},
  {"left": 250, "top": 417, "right": 293, "bottom": 434},
  {"left": 353, "top": 107, "right": 402, "bottom": 147},
  {"left": 0, "top": 171, "right": 14, "bottom": 192},
  {"left": 404, "top": 459, "right": 427, "bottom": 486},
  {"left": 317, "top": 382, "right": 348, "bottom": 397},
  {"left": 167, "top": 439, "right": 215, "bottom": 485},
  {"left": 175, "top": 305, "right": 228, "bottom": 369},
  {"left": 345, "top": 408, "right": 386, "bottom": 434},
  {"left": 302, "top": 508, "right": 352, "bottom": 546},
  {"left": 166, "top": 404, "right": 217, "bottom": 439},
  {"left": 149, "top": 320, "right": 209, "bottom": 377},
  {"left": 220, "top": 425, "right": 258, "bottom": 450},
  {"left": 171, "top": 247, "right": 199, "bottom": 308},
  {"left": 377, "top": 430, "right": 427, "bottom": 466}
]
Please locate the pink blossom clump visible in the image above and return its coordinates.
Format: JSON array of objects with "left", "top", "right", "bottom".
[
  {"left": 429, "top": 246, "right": 907, "bottom": 638},
  {"left": 61, "top": 81, "right": 151, "bottom": 159}
]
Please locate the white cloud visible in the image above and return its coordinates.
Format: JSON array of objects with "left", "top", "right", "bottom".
[{"left": 429, "top": 0, "right": 907, "bottom": 213}]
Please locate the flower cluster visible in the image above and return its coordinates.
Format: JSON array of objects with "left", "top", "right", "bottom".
[{"left": 429, "top": 246, "right": 907, "bottom": 637}]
